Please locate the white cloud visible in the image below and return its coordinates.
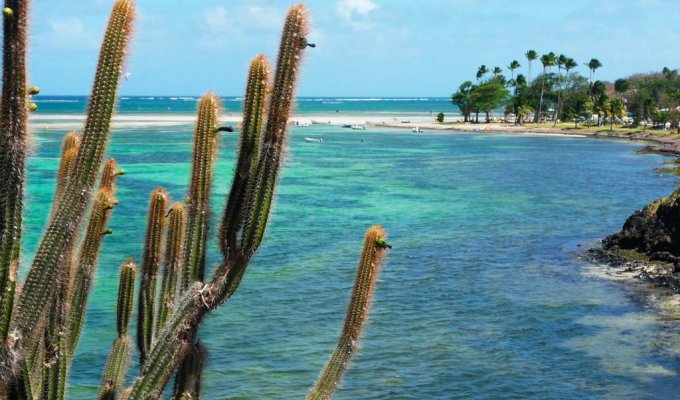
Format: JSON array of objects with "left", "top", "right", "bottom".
[
  {"left": 43, "top": 17, "right": 99, "bottom": 49},
  {"left": 199, "top": 5, "right": 284, "bottom": 49},
  {"left": 336, "top": 0, "right": 378, "bottom": 29}
]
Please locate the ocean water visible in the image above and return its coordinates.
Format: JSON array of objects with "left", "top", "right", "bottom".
[
  {"left": 33, "top": 95, "right": 457, "bottom": 119},
  {"left": 21, "top": 100, "right": 680, "bottom": 399}
]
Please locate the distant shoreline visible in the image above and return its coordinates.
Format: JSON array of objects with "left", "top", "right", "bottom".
[{"left": 30, "top": 112, "right": 680, "bottom": 157}]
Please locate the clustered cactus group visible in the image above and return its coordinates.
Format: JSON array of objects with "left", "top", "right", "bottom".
[{"left": 0, "top": 0, "right": 389, "bottom": 399}]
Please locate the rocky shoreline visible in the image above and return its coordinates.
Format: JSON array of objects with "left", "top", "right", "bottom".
[{"left": 586, "top": 186, "right": 680, "bottom": 296}]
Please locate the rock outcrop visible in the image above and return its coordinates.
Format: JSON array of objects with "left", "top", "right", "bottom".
[{"left": 604, "top": 187, "right": 680, "bottom": 260}]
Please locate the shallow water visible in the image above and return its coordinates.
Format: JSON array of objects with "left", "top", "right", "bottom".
[{"left": 22, "top": 123, "right": 680, "bottom": 399}]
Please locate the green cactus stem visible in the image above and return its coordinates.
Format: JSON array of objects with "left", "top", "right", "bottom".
[
  {"left": 0, "top": 261, "right": 17, "bottom": 341},
  {"left": 172, "top": 340, "right": 206, "bottom": 399},
  {"left": 117, "top": 260, "right": 136, "bottom": 336},
  {"left": 126, "top": 283, "right": 203, "bottom": 399},
  {"left": 156, "top": 202, "right": 185, "bottom": 335},
  {"left": 306, "top": 226, "right": 389, "bottom": 400},
  {"left": 219, "top": 54, "right": 270, "bottom": 255},
  {"left": 0, "top": 0, "right": 30, "bottom": 346},
  {"left": 98, "top": 335, "right": 131, "bottom": 400},
  {"left": 240, "top": 3, "right": 310, "bottom": 258},
  {"left": 67, "top": 189, "right": 118, "bottom": 352},
  {"left": 8, "top": 0, "right": 135, "bottom": 367},
  {"left": 181, "top": 94, "right": 221, "bottom": 287},
  {"left": 99, "top": 158, "right": 122, "bottom": 193},
  {"left": 137, "top": 188, "right": 168, "bottom": 364},
  {"left": 54, "top": 132, "right": 80, "bottom": 202},
  {"left": 98, "top": 260, "right": 136, "bottom": 400}
]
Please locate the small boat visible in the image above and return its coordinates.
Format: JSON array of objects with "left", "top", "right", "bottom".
[
  {"left": 311, "top": 120, "right": 331, "bottom": 124},
  {"left": 412, "top": 126, "right": 423, "bottom": 133},
  {"left": 304, "top": 137, "right": 323, "bottom": 143},
  {"left": 350, "top": 124, "right": 366, "bottom": 130},
  {"left": 341, "top": 124, "right": 352, "bottom": 128}
]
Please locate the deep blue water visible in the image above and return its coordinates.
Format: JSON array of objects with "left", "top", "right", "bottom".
[
  {"left": 32, "top": 96, "right": 458, "bottom": 118},
  {"left": 23, "top": 118, "right": 680, "bottom": 399}
]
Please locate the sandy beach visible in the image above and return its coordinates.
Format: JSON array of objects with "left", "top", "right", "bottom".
[{"left": 30, "top": 112, "right": 680, "bottom": 156}]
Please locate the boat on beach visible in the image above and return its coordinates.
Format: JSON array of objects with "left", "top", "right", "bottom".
[
  {"left": 304, "top": 137, "right": 323, "bottom": 143},
  {"left": 311, "top": 120, "right": 331, "bottom": 124},
  {"left": 412, "top": 126, "right": 424, "bottom": 133},
  {"left": 351, "top": 124, "right": 366, "bottom": 130}
]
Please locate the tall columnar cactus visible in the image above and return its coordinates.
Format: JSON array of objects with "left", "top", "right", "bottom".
[
  {"left": 182, "top": 94, "right": 220, "bottom": 287},
  {"left": 156, "top": 202, "right": 186, "bottom": 334},
  {"left": 219, "top": 54, "right": 270, "bottom": 255},
  {"left": 98, "top": 260, "right": 136, "bottom": 400},
  {"left": 137, "top": 188, "right": 168, "bottom": 364},
  {"left": 0, "top": 0, "right": 30, "bottom": 352},
  {"left": 6, "top": 0, "right": 134, "bottom": 371},
  {"left": 0, "top": 2, "right": 391, "bottom": 399},
  {"left": 0, "top": 0, "right": 135, "bottom": 391},
  {"left": 306, "top": 226, "right": 389, "bottom": 400}
]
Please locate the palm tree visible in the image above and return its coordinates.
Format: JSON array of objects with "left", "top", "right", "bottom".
[
  {"left": 507, "top": 60, "right": 521, "bottom": 82},
  {"left": 525, "top": 50, "right": 538, "bottom": 83},
  {"left": 492, "top": 66, "right": 503, "bottom": 77},
  {"left": 553, "top": 54, "right": 568, "bottom": 126},
  {"left": 536, "top": 52, "right": 555, "bottom": 122},
  {"left": 587, "top": 58, "right": 602, "bottom": 84},
  {"left": 614, "top": 78, "right": 629, "bottom": 100},
  {"left": 476, "top": 65, "right": 489, "bottom": 83}
]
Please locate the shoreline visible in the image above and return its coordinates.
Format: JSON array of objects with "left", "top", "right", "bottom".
[{"left": 30, "top": 113, "right": 680, "bottom": 156}]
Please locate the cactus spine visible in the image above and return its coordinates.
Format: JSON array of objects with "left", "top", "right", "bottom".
[
  {"left": 98, "top": 260, "right": 136, "bottom": 400},
  {"left": 137, "top": 188, "right": 168, "bottom": 364},
  {"left": 7, "top": 0, "right": 135, "bottom": 368},
  {"left": 306, "top": 226, "right": 389, "bottom": 400}
]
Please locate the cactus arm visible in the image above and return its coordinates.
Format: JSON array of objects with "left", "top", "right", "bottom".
[
  {"left": 7, "top": 0, "right": 135, "bottom": 369},
  {"left": 239, "top": 4, "right": 309, "bottom": 257},
  {"left": 98, "top": 260, "right": 136, "bottom": 400},
  {"left": 137, "top": 188, "right": 168, "bottom": 364},
  {"left": 155, "top": 202, "right": 185, "bottom": 335},
  {"left": 117, "top": 260, "right": 136, "bottom": 336},
  {"left": 0, "top": 0, "right": 29, "bottom": 344},
  {"left": 66, "top": 188, "right": 118, "bottom": 352},
  {"left": 99, "top": 158, "right": 124, "bottom": 193},
  {"left": 218, "top": 55, "right": 270, "bottom": 255},
  {"left": 306, "top": 226, "right": 389, "bottom": 400},
  {"left": 53, "top": 132, "right": 80, "bottom": 202},
  {"left": 181, "top": 94, "right": 221, "bottom": 288}
]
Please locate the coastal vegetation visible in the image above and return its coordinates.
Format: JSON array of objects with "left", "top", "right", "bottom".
[
  {"left": 451, "top": 50, "right": 680, "bottom": 132},
  {"left": 0, "top": 1, "right": 389, "bottom": 399}
]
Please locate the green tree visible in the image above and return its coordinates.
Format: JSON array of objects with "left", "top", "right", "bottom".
[
  {"left": 436, "top": 112, "right": 445, "bottom": 123},
  {"left": 608, "top": 98, "right": 625, "bottom": 131},
  {"left": 587, "top": 58, "right": 602, "bottom": 84},
  {"left": 614, "top": 78, "right": 629, "bottom": 98},
  {"left": 493, "top": 66, "right": 503, "bottom": 77},
  {"left": 451, "top": 81, "right": 475, "bottom": 122},
  {"left": 525, "top": 50, "right": 538, "bottom": 83},
  {"left": 536, "top": 52, "right": 556, "bottom": 122},
  {"left": 476, "top": 65, "right": 489, "bottom": 83},
  {"left": 470, "top": 80, "right": 510, "bottom": 123},
  {"left": 563, "top": 97, "right": 593, "bottom": 128},
  {"left": 508, "top": 60, "right": 521, "bottom": 82}
]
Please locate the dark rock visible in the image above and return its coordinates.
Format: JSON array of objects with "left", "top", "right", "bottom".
[{"left": 604, "top": 187, "right": 680, "bottom": 258}]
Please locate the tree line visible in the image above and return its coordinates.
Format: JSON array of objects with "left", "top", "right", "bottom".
[{"left": 451, "top": 50, "right": 680, "bottom": 131}]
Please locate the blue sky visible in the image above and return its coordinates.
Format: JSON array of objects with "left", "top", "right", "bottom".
[{"left": 29, "top": 0, "right": 680, "bottom": 96}]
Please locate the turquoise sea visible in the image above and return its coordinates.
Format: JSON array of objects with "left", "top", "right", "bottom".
[{"left": 22, "top": 97, "right": 680, "bottom": 399}]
